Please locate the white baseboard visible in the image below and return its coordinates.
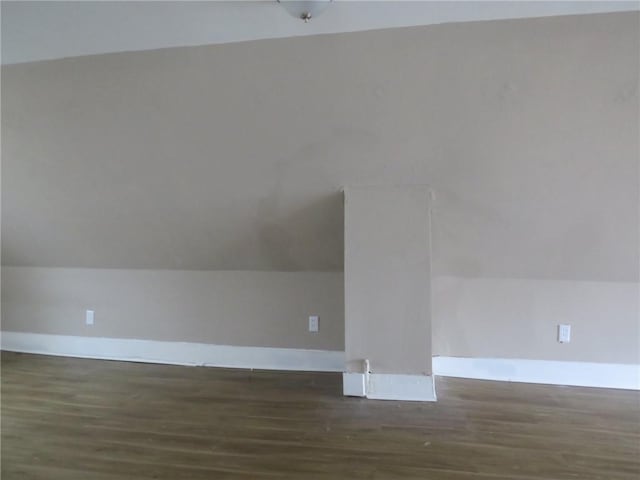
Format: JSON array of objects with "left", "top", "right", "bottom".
[
  {"left": 433, "top": 356, "right": 640, "bottom": 390},
  {"left": 0, "top": 332, "right": 345, "bottom": 372},
  {"left": 342, "top": 372, "right": 437, "bottom": 401},
  {"left": 3, "top": 332, "right": 637, "bottom": 391}
]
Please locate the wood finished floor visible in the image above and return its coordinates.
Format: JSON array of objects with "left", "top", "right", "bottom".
[{"left": 1, "top": 352, "right": 639, "bottom": 479}]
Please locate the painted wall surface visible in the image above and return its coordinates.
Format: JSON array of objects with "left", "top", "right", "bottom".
[
  {"left": 2, "top": 12, "right": 638, "bottom": 282},
  {"left": 344, "top": 186, "right": 431, "bottom": 375},
  {"left": 1, "top": 267, "right": 344, "bottom": 351},
  {"left": 3, "top": 267, "right": 638, "bottom": 364},
  {"left": 432, "top": 277, "right": 640, "bottom": 364},
  {"left": 2, "top": 12, "right": 638, "bottom": 365}
]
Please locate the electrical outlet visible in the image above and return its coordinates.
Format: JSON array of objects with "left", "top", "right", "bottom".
[
  {"left": 308, "top": 315, "right": 319, "bottom": 332},
  {"left": 86, "top": 310, "right": 95, "bottom": 326},
  {"left": 558, "top": 324, "right": 571, "bottom": 343}
]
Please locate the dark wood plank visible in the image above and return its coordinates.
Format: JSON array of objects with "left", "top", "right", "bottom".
[{"left": 2, "top": 351, "right": 639, "bottom": 479}]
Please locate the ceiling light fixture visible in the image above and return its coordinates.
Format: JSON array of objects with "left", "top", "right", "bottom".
[{"left": 277, "top": 0, "right": 333, "bottom": 23}]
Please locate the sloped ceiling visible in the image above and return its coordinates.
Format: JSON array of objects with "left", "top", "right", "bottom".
[
  {"left": 2, "top": 12, "right": 639, "bottom": 280},
  {"left": 2, "top": 1, "right": 638, "bottom": 65}
]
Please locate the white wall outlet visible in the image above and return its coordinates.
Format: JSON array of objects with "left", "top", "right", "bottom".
[
  {"left": 558, "top": 324, "right": 571, "bottom": 343},
  {"left": 308, "top": 315, "right": 319, "bottom": 332},
  {"left": 86, "top": 310, "right": 95, "bottom": 326}
]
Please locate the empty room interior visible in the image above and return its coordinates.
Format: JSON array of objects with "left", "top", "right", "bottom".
[{"left": 1, "top": 1, "right": 639, "bottom": 478}]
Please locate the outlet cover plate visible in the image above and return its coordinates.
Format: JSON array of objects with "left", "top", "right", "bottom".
[
  {"left": 309, "top": 315, "right": 319, "bottom": 332},
  {"left": 558, "top": 324, "right": 571, "bottom": 343}
]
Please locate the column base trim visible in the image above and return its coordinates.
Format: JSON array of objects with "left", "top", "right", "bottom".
[{"left": 343, "top": 372, "right": 437, "bottom": 401}]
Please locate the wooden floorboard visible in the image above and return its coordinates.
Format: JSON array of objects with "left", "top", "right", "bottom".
[{"left": 2, "top": 351, "right": 639, "bottom": 479}]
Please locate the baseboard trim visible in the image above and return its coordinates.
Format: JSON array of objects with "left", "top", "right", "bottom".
[
  {"left": 3, "top": 332, "right": 637, "bottom": 390},
  {"left": 342, "top": 372, "right": 437, "bottom": 401},
  {"left": 433, "top": 356, "right": 640, "bottom": 390},
  {"left": 0, "top": 332, "right": 345, "bottom": 372}
]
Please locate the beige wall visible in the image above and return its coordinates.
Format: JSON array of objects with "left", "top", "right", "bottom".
[
  {"left": 1, "top": 267, "right": 344, "bottom": 351},
  {"left": 344, "top": 186, "right": 431, "bottom": 375},
  {"left": 1, "top": 12, "right": 638, "bottom": 365},
  {"left": 3, "top": 267, "right": 638, "bottom": 364},
  {"left": 432, "top": 277, "right": 640, "bottom": 364},
  {"left": 2, "top": 12, "right": 638, "bottom": 282}
]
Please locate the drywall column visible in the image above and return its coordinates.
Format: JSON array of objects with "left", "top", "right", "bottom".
[{"left": 343, "top": 185, "right": 435, "bottom": 401}]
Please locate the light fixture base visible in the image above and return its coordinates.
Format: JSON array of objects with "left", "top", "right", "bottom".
[{"left": 277, "top": 0, "right": 333, "bottom": 23}]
